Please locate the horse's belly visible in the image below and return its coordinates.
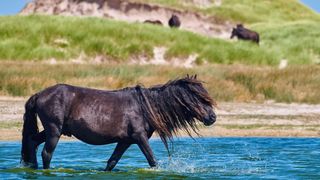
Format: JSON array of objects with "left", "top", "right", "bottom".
[
  {"left": 71, "top": 132, "right": 118, "bottom": 145},
  {"left": 65, "top": 118, "right": 126, "bottom": 145}
]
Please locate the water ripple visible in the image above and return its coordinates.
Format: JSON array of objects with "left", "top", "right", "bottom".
[{"left": 1, "top": 138, "right": 320, "bottom": 179}]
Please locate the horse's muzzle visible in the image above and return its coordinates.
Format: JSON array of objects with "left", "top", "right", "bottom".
[{"left": 203, "top": 113, "right": 216, "bottom": 126}]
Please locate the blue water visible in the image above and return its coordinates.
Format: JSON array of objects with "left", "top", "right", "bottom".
[{"left": 0, "top": 138, "right": 320, "bottom": 179}]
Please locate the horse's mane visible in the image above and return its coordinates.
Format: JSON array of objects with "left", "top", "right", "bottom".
[{"left": 135, "top": 75, "right": 216, "bottom": 152}]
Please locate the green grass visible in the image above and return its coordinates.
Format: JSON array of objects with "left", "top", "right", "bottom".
[
  {"left": 0, "top": 2, "right": 319, "bottom": 104},
  {"left": 0, "top": 15, "right": 319, "bottom": 65},
  {"left": 0, "top": 15, "right": 271, "bottom": 65},
  {"left": 1, "top": 62, "right": 320, "bottom": 104},
  {"left": 136, "top": 0, "right": 320, "bottom": 23},
  {"left": 255, "top": 20, "right": 320, "bottom": 64},
  {"left": 0, "top": 121, "right": 22, "bottom": 129}
]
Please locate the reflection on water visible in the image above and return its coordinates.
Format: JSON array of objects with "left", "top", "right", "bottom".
[{"left": 1, "top": 138, "right": 320, "bottom": 179}]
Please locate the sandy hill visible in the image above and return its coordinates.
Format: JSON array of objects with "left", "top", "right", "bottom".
[{"left": 20, "top": 0, "right": 233, "bottom": 39}]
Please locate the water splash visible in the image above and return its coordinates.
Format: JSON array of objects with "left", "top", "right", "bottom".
[
  {"left": 156, "top": 139, "right": 209, "bottom": 174},
  {"left": 158, "top": 157, "right": 197, "bottom": 173}
]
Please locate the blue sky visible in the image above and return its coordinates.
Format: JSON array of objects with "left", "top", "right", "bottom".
[
  {"left": 0, "top": 0, "right": 31, "bottom": 15},
  {"left": 301, "top": 0, "right": 320, "bottom": 13},
  {"left": 0, "top": 0, "right": 319, "bottom": 16}
]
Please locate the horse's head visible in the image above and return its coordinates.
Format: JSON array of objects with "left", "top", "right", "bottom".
[
  {"left": 200, "top": 102, "right": 216, "bottom": 126},
  {"left": 236, "top": 24, "right": 244, "bottom": 28},
  {"left": 145, "top": 75, "right": 217, "bottom": 149},
  {"left": 182, "top": 75, "right": 216, "bottom": 126},
  {"left": 171, "top": 14, "right": 178, "bottom": 19},
  {"left": 230, "top": 28, "right": 237, "bottom": 39}
]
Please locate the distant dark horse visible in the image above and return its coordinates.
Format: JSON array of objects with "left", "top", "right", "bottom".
[
  {"left": 230, "top": 24, "right": 260, "bottom": 44},
  {"left": 144, "top": 20, "right": 163, "bottom": 26},
  {"left": 21, "top": 75, "right": 216, "bottom": 171},
  {"left": 168, "top": 14, "right": 181, "bottom": 28}
]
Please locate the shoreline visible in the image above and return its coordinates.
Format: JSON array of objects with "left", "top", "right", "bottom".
[
  {"left": 1, "top": 136, "right": 319, "bottom": 142},
  {"left": 1, "top": 99, "right": 319, "bottom": 141},
  {"left": 1, "top": 125, "right": 319, "bottom": 141}
]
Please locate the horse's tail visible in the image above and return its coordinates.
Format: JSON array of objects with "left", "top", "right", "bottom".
[{"left": 21, "top": 93, "right": 39, "bottom": 164}]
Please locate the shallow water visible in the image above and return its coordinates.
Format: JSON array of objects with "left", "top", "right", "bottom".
[{"left": 1, "top": 138, "right": 320, "bottom": 179}]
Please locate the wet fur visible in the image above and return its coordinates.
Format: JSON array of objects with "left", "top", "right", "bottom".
[{"left": 21, "top": 76, "right": 216, "bottom": 170}]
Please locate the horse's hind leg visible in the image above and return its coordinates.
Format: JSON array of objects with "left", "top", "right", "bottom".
[
  {"left": 105, "top": 142, "right": 131, "bottom": 171},
  {"left": 41, "top": 126, "right": 61, "bottom": 169},
  {"left": 27, "top": 131, "right": 46, "bottom": 168}
]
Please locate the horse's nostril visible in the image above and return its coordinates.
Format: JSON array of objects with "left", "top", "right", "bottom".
[
  {"left": 210, "top": 114, "right": 216, "bottom": 120},
  {"left": 210, "top": 115, "right": 216, "bottom": 124}
]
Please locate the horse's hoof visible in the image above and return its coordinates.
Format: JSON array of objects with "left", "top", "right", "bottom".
[{"left": 21, "top": 162, "right": 38, "bottom": 169}]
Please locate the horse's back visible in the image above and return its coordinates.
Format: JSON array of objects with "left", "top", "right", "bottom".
[
  {"left": 35, "top": 84, "right": 76, "bottom": 112},
  {"left": 34, "top": 83, "right": 133, "bottom": 118},
  {"left": 237, "top": 27, "right": 259, "bottom": 43}
]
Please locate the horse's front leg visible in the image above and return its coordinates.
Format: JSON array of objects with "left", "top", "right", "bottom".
[
  {"left": 136, "top": 135, "right": 157, "bottom": 168},
  {"left": 105, "top": 142, "right": 131, "bottom": 171}
]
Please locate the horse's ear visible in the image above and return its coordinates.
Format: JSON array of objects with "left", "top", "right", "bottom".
[
  {"left": 187, "top": 74, "right": 189, "bottom": 78},
  {"left": 194, "top": 74, "right": 197, "bottom": 79}
]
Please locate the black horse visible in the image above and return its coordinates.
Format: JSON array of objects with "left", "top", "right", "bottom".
[
  {"left": 230, "top": 24, "right": 260, "bottom": 44},
  {"left": 168, "top": 14, "right": 181, "bottom": 28},
  {"left": 21, "top": 75, "right": 216, "bottom": 171}
]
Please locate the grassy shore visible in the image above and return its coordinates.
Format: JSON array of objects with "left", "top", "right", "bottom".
[
  {"left": 0, "top": 15, "right": 320, "bottom": 65},
  {"left": 0, "top": 62, "right": 319, "bottom": 104}
]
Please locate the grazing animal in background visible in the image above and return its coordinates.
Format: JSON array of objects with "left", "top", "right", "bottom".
[
  {"left": 230, "top": 24, "right": 260, "bottom": 44},
  {"left": 144, "top": 20, "right": 163, "bottom": 25},
  {"left": 21, "top": 75, "right": 217, "bottom": 171},
  {"left": 168, "top": 14, "right": 181, "bottom": 28}
]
